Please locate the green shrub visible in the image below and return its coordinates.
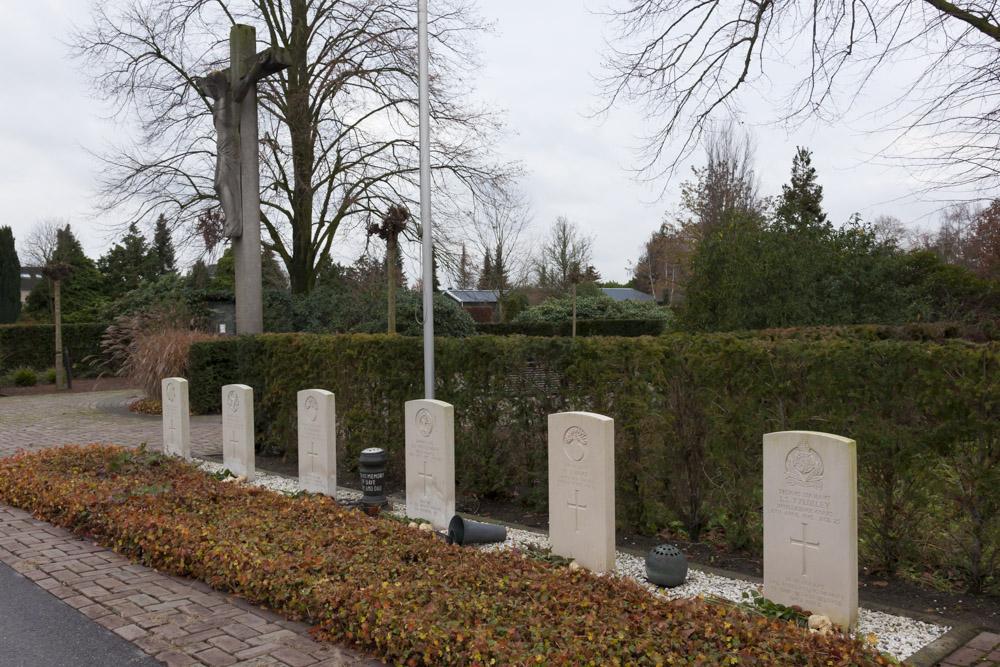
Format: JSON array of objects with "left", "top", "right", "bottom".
[
  {"left": 0, "top": 445, "right": 891, "bottom": 666},
  {"left": 476, "top": 320, "right": 666, "bottom": 337},
  {"left": 44, "top": 368, "right": 57, "bottom": 384},
  {"left": 10, "top": 367, "right": 37, "bottom": 387},
  {"left": 0, "top": 323, "right": 110, "bottom": 375},
  {"left": 512, "top": 294, "right": 671, "bottom": 325}
]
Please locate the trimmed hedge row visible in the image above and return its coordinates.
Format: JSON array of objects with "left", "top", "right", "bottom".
[
  {"left": 0, "top": 323, "right": 110, "bottom": 374},
  {"left": 476, "top": 318, "right": 667, "bottom": 337},
  {"left": 188, "top": 332, "right": 1000, "bottom": 592}
]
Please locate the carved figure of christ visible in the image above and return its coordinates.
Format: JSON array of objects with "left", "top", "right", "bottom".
[{"left": 192, "top": 25, "right": 291, "bottom": 335}]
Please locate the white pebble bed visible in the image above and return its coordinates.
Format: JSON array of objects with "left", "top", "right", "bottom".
[{"left": 194, "top": 460, "right": 949, "bottom": 662}]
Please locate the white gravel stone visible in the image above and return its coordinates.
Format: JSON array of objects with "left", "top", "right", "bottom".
[{"left": 194, "top": 460, "right": 950, "bottom": 662}]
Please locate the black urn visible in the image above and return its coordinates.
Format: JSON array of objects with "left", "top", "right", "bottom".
[
  {"left": 359, "top": 448, "right": 387, "bottom": 508},
  {"left": 645, "top": 544, "right": 688, "bottom": 588}
]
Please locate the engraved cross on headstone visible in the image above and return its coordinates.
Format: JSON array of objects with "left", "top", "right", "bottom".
[
  {"left": 193, "top": 25, "right": 290, "bottom": 336},
  {"left": 167, "top": 417, "right": 176, "bottom": 446},
  {"left": 226, "top": 429, "right": 240, "bottom": 460},
  {"left": 567, "top": 489, "right": 588, "bottom": 532},
  {"left": 790, "top": 522, "right": 820, "bottom": 576},
  {"left": 306, "top": 438, "right": 320, "bottom": 474},
  {"left": 419, "top": 461, "right": 433, "bottom": 498}
]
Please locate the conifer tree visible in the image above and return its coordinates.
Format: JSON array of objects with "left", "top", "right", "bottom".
[
  {"left": 776, "top": 147, "right": 828, "bottom": 232},
  {"left": 0, "top": 226, "right": 21, "bottom": 323},
  {"left": 152, "top": 214, "right": 176, "bottom": 275}
]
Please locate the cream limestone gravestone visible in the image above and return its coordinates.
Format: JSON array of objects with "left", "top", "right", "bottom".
[
  {"left": 161, "top": 377, "right": 191, "bottom": 459},
  {"left": 548, "top": 412, "right": 615, "bottom": 572},
  {"left": 222, "top": 384, "right": 255, "bottom": 481},
  {"left": 404, "top": 399, "right": 455, "bottom": 530},
  {"left": 764, "top": 431, "right": 858, "bottom": 630},
  {"left": 298, "top": 389, "right": 336, "bottom": 496}
]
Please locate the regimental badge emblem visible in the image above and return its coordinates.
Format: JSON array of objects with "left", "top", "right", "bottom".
[
  {"left": 563, "top": 426, "right": 588, "bottom": 462},
  {"left": 305, "top": 395, "right": 319, "bottom": 422},
  {"left": 166, "top": 383, "right": 176, "bottom": 404},
  {"left": 785, "top": 438, "right": 824, "bottom": 489},
  {"left": 227, "top": 390, "right": 240, "bottom": 413},
  {"left": 415, "top": 408, "right": 434, "bottom": 437}
]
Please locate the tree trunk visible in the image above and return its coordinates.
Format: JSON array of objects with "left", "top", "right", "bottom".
[
  {"left": 287, "top": 0, "right": 317, "bottom": 295},
  {"left": 572, "top": 282, "right": 577, "bottom": 338},
  {"left": 387, "top": 234, "right": 397, "bottom": 334},
  {"left": 54, "top": 280, "right": 65, "bottom": 390}
]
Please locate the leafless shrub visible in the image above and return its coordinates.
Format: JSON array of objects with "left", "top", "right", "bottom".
[{"left": 100, "top": 310, "right": 217, "bottom": 401}]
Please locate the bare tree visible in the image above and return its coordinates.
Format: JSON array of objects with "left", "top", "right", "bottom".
[
  {"left": 631, "top": 221, "right": 692, "bottom": 304},
  {"left": 870, "top": 215, "right": 910, "bottom": 246},
  {"left": 22, "top": 218, "right": 64, "bottom": 266},
  {"left": 678, "top": 124, "right": 762, "bottom": 238},
  {"left": 533, "top": 216, "right": 595, "bottom": 292},
  {"left": 601, "top": 1, "right": 1000, "bottom": 191},
  {"left": 72, "top": 0, "right": 518, "bottom": 294},
  {"left": 466, "top": 190, "right": 533, "bottom": 317}
]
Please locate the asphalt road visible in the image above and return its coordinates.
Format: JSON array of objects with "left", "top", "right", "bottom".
[{"left": 0, "top": 561, "right": 159, "bottom": 666}]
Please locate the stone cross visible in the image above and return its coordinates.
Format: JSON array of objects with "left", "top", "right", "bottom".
[{"left": 194, "top": 25, "right": 290, "bottom": 335}]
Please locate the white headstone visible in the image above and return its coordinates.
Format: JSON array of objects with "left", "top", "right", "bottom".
[
  {"left": 221, "top": 384, "right": 255, "bottom": 481},
  {"left": 548, "top": 411, "right": 615, "bottom": 572},
  {"left": 161, "top": 377, "right": 190, "bottom": 459},
  {"left": 298, "top": 389, "right": 336, "bottom": 496},
  {"left": 764, "top": 430, "right": 857, "bottom": 630},
  {"left": 404, "top": 399, "right": 455, "bottom": 530}
]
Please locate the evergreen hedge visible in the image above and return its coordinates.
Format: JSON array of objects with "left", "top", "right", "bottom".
[
  {"left": 476, "top": 319, "right": 666, "bottom": 337},
  {"left": 188, "top": 331, "right": 1000, "bottom": 591},
  {"left": 0, "top": 323, "right": 110, "bottom": 375}
]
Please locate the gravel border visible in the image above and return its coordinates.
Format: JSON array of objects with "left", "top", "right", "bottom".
[{"left": 194, "top": 460, "right": 949, "bottom": 662}]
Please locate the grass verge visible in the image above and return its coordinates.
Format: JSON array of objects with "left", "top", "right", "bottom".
[{"left": 0, "top": 446, "right": 898, "bottom": 666}]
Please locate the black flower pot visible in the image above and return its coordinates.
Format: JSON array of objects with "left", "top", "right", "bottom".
[{"left": 645, "top": 544, "right": 688, "bottom": 588}]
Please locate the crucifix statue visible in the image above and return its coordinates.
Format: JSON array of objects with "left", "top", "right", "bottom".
[{"left": 194, "top": 25, "right": 290, "bottom": 335}]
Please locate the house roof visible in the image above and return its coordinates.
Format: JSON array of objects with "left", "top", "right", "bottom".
[
  {"left": 20, "top": 266, "right": 44, "bottom": 292},
  {"left": 443, "top": 289, "right": 500, "bottom": 305},
  {"left": 600, "top": 288, "right": 656, "bottom": 302}
]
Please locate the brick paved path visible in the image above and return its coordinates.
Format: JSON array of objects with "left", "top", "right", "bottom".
[
  {"left": 937, "top": 632, "right": 1000, "bottom": 666},
  {"left": 0, "top": 390, "right": 222, "bottom": 459},
  {"left": 0, "top": 391, "right": 379, "bottom": 666}
]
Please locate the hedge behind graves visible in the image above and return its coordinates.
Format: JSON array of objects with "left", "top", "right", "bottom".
[
  {"left": 188, "top": 331, "right": 1000, "bottom": 591},
  {"left": 0, "top": 323, "right": 110, "bottom": 375}
]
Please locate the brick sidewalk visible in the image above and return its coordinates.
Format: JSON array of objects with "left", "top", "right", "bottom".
[
  {"left": 0, "top": 505, "right": 378, "bottom": 666},
  {"left": 0, "top": 390, "right": 222, "bottom": 459},
  {"left": 937, "top": 632, "right": 1000, "bottom": 666},
  {"left": 0, "top": 390, "right": 381, "bottom": 666}
]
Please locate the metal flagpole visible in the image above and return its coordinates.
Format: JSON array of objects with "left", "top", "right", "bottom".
[{"left": 418, "top": 0, "right": 435, "bottom": 399}]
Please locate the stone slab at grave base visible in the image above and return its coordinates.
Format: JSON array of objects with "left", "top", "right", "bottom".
[
  {"left": 764, "top": 430, "right": 857, "bottom": 631},
  {"left": 404, "top": 399, "right": 455, "bottom": 530},
  {"left": 548, "top": 411, "right": 615, "bottom": 573}
]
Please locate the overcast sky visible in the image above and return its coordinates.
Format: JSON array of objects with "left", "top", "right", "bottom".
[{"left": 0, "top": 1, "right": 969, "bottom": 283}]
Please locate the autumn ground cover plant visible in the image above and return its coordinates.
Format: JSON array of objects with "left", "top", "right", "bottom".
[{"left": 0, "top": 445, "right": 898, "bottom": 666}]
